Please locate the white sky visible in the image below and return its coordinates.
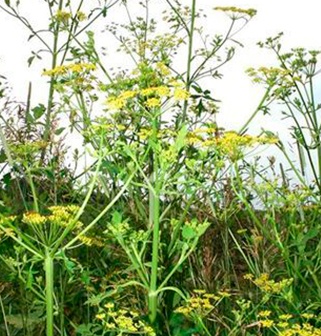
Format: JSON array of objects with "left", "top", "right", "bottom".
[{"left": 0, "top": 0, "right": 320, "bottom": 135}]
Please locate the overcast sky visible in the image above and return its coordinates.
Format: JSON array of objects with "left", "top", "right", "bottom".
[{"left": 0, "top": 0, "right": 320, "bottom": 134}]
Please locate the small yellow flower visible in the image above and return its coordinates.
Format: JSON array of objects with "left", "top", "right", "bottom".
[
  {"left": 279, "top": 314, "right": 292, "bottom": 320},
  {"left": 141, "top": 87, "right": 156, "bottom": 96},
  {"left": 277, "top": 321, "right": 289, "bottom": 328},
  {"left": 96, "top": 313, "right": 106, "bottom": 320},
  {"left": 119, "top": 90, "right": 137, "bottom": 100},
  {"left": 105, "top": 322, "right": 116, "bottom": 329},
  {"left": 244, "top": 274, "right": 254, "bottom": 280},
  {"left": 174, "top": 306, "right": 192, "bottom": 316},
  {"left": 156, "top": 86, "right": 170, "bottom": 97},
  {"left": 129, "top": 311, "right": 139, "bottom": 317},
  {"left": 203, "top": 293, "right": 216, "bottom": 299},
  {"left": 258, "top": 310, "right": 272, "bottom": 318},
  {"left": 42, "top": 63, "right": 95, "bottom": 76},
  {"left": 214, "top": 6, "right": 257, "bottom": 18},
  {"left": 76, "top": 11, "right": 87, "bottom": 21},
  {"left": 173, "top": 88, "right": 190, "bottom": 100},
  {"left": 106, "top": 97, "right": 126, "bottom": 110},
  {"left": 116, "top": 124, "right": 126, "bottom": 131},
  {"left": 55, "top": 9, "right": 71, "bottom": 22},
  {"left": 218, "top": 291, "right": 231, "bottom": 298},
  {"left": 237, "top": 229, "right": 248, "bottom": 234},
  {"left": 42, "top": 65, "right": 68, "bottom": 76},
  {"left": 145, "top": 98, "right": 161, "bottom": 108},
  {"left": 22, "top": 212, "right": 47, "bottom": 226},
  {"left": 193, "top": 289, "right": 206, "bottom": 294},
  {"left": 78, "top": 235, "right": 93, "bottom": 246},
  {"left": 261, "top": 319, "right": 274, "bottom": 328},
  {"left": 156, "top": 62, "right": 171, "bottom": 76}
]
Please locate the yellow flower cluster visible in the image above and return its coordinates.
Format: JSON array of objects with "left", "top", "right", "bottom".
[
  {"left": 47, "top": 205, "right": 82, "bottom": 228},
  {"left": 145, "top": 97, "right": 161, "bottom": 108},
  {"left": 258, "top": 310, "right": 272, "bottom": 318},
  {"left": 109, "top": 222, "right": 130, "bottom": 236},
  {"left": 76, "top": 11, "right": 87, "bottom": 22},
  {"left": 22, "top": 212, "right": 47, "bottom": 226},
  {"left": 186, "top": 129, "right": 278, "bottom": 160},
  {"left": 175, "top": 289, "right": 229, "bottom": 317},
  {"left": 105, "top": 84, "right": 189, "bottom": 110},
  {"left": 9, "top": 141, "right": 47, "bottom": 160},
  {"left": 278, "top": 322, "right": 321, "bottom": 336},
  {"left": 55, "top": 10, "right": 71, "bottom": 22},
  {"left": 0, "top": 216, "right": 16, "bottom": 239},
  {"left": 246, "top": 66, "right": 294, "bottom": 89},
  {"left": 174, "top": 87, "right": 190, "bottom": 100},
  {"left": 156, "top": 62, "right": 171, "bottom": 76},
  {"left": 255, "top": 311, "right": 321, "bottom": 336},
  {"left": 137, "top": 127, "right": 176, "bottom": 141},
  {"left": 78, "top": 234, "right": 105, "bottom": 247},
  {"left": 42, "top": 63, "right": 96, "bottom": 76},
  {"left": 214, "top": 6, "right": 257, "bottom": 18},
  {"left": 137, "top": 128, "right": 153, "bottom": 140},
  {"left": 21, "top": 206, "right": 82, "bottom": 231},
  {"left": 105, "top": 97, "right": 126, "bottom": 110},
  {"left": 96, "top": 303, "right": 155, "bottom": 335},
  {"left": 245, "top": 273, "right": 293, "bottom": 294},
  {"left": 261, "top": 319, "right": 274, "bottom": 328}
]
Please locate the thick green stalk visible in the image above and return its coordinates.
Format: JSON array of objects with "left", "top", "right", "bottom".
[
  {"left": 45, "top": 249, "right": 54, "bottom": 336},
  {"left": 148, "top": 115, "right": 161, "bottom": 324},
  {"left": 148, "top": 185, "right": 160, "bottom": 324}
]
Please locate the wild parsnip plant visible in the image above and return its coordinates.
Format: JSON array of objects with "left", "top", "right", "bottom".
[
  {"left": 246, "top": 33, "right": 321, "bottom": 199},
  {"left": 2, "top": 1, "right": 321, "bottom": 336}
]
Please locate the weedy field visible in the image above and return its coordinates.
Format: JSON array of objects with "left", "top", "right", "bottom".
[{"left": 1, "top": 1, "right": 321, "bottom": 335}]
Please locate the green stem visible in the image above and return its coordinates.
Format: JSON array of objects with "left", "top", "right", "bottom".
[
  {"left": 148, "top": 114, "right": 161, "bottom": 324},
  {"left": 197, "top": 316, "right": 211, "bottom": 336},
  {"left": 63, "top": 170, "right": 135, "bottom": 251},
  {"left": 181, "top": 0, "right": 196, "bottom": 124},
  {"left": 239, "top": 87, "right": 271, "bottom": 134},
  {"left": 309, "top": 77, "right": 321, "bottom": 192},
  {"left": 45, "top": 249, "right": 54, "bottom": 336},
  {"left": 41, "top": 0, "right": 64, "bottom": 161},
  {"left": 0, "top": 294, "right": 10, "bottom": 336},
  {"left": 0, "top": 223, "right": 43, "bottom": 258},
  {"left": 148, "top": 183, "right": 160, "bottom": 324},
  {"left": 26, "top": 168, "right": 39, "bottom": 212}
]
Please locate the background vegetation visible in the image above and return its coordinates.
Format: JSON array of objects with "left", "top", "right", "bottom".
[{"left": 1, "top": 1, "right": 321, "bottom": 335}]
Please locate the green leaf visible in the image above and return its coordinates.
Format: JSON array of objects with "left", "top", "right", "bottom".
[
  {"left": 80, "top": 270, "right": 91, "bottom": 285},
  {"left": 112, "top": 211, "right": 122, "bottom": 225},
  {"left": 175, "top": 125, "right": 188, "bottom": 152},
  {"left": 3, "top": 173, "right": 11, "bottom": 187},
  {"left": 54, "top": 127, "right": 65, "bottom": 135},
  {"left": 0, "top": 149, "right": 7, "bottom": 163},
  {"left": 32, "top": 104, "right": 46, "bottom": 120},
  {"left": 182, "top": 225, "right": 196, "bottom": 240},
  {"left": 26, "top": 267, "right": 35, "bottom": 289},
  {"left": 191, "top": 84, "right": 203, "bottom": 94},
  {"left": 27, "top": 55, "right": 35, "bottom": 67}
]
